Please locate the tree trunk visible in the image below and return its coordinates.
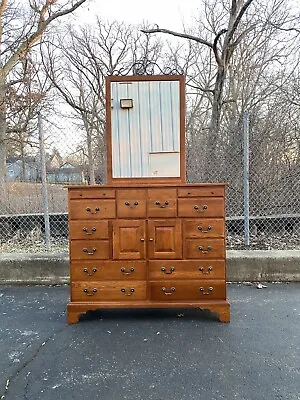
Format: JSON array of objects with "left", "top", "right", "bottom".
[{"left": 0, "top": 78, "right": 7, "bottom": 194}]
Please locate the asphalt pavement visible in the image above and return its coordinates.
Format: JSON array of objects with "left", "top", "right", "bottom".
[{"left": 0, "top": 284, "right": 299, "bottom": 400}]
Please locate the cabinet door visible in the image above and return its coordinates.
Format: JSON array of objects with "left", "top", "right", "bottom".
[
  {"left": 113, "top": 220, "right": 146, "bottom": 259},
  {"left": 148, "top": 220, "right": 182, "bottom": 259}
]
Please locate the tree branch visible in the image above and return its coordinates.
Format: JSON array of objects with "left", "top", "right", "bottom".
[{"left": 141, "top": 27, "right": 213, "bottom": 48}]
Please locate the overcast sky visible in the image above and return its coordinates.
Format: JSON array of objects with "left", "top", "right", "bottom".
[{"left": 81, "top": 0, "right": 201, "bottom": 31}]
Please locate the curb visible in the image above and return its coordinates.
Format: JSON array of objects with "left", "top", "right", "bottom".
[{"left": 0, "top": 250, "right": 300, "bottom": 284}]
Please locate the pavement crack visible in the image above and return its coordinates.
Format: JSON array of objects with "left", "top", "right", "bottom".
[{"left": 0, "top": 325, "right": 66, "bottom": 399}]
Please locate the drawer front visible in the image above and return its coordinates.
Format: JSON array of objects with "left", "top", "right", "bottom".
[
  {"left": 147, "top": 198, "right": 177, "bottom": 218},
  {"left": 178, "top": 198, "right": 224, "bottom": 217},
  {"left": 185, "top": 239, "right": 225, "bottom": 259},
  {"left": 150, "top": 280, "right": 226, "bottom": 301},
  {"left": 69, "top": 220, "right": 109, "bottom": 240},
  {"left": 70, "top": 240, "right": 109, "bottom": 260},
  {"left": 71, "top": 261, "right": 147, "bottom": 281},
  {"left": 69, "top": 189, "right": 115, "bottom": 199},
  {"left": 117, "top": 190, "right": 147, "bottom": 218},
  {"left": 183, "top": 219, "right": 225, "bottom": 238},
  {"left": 178, "top": 187, "right": 224, "bottom": 197},
  {"left": 117, "top": 199, "right": 147, "bottom": 218},
  {"left": 149, "top": 260, "right": 225, "bottom": 280},
  {"left": 71, "top": 281, "right": 147, "bottom": 302},
  {"left": 69, "top": 199, "right": 116, "bottom": 219}
]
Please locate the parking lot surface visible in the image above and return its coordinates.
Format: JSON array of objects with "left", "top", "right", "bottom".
[{"left": 0, "top": 283, "right": 299, "bottom": 400}]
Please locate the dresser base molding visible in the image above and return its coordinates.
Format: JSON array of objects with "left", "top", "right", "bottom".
[{"left": 67, "top": 300, "right": 230, "bottom": 324}]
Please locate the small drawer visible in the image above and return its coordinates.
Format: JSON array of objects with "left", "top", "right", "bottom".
[
  {"left": 178, "top": 187, "right": 224, "bottom": 197},
  {"left": 149, "top": 260, "right": 225, "bottom": 280},
  {"left": 150, "top": 280, "right": 226, "bottom": 301},
  {"left": 147, "top": 198, "right": 177, "bottom": 217},
  {"left": 183, "top": 219, "right": 225, "bottom": 238},
  {"left": 117, "top": 199, "right": 147, "bottom": 218},
  {"left": 185, "top": 238, "right": 225, "bottom": 259},
  {"left": 70, "top": 240, "right": 109, "bottom": 260},
  {"left": 69, "top": 188, "right": 115, "bottom": 199},
  {"left": 69, "top": 221, "right": 109, "bottom": 240},
  {"left": 117, "top": 189, "right": 147, "bottom": 199},
  {"left": 71, "top": 261, "right": 147, "bottom": 281},
  {"left": 69, "top": 200, "right": 116, "bottom": 220},
  {"left": 178, "top": 198, "right": 224, "bottom": 217},
  {"left": 71, "top": 281, "right": 147, "bottom": 302}
]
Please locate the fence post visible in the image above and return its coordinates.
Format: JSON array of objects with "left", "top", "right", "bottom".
[
  {"left": 243, "top": 110, "right": 250, "bottom": 246},
  {"left": 38, "top": 113, "right": 51, "bottom": 250}
]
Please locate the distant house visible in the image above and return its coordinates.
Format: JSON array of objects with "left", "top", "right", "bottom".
[
  {"left": 6, "top": 157, "right": 39, "bottom": 182},
  {"left": 46, "top": 162, "right": 84, "bottom": 184},
  {"left": 5, "top": 156, "right": 84, "bottom": 184}
]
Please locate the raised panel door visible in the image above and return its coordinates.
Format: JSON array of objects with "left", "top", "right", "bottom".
[
  {"left": 113, "top": 220, "right": 146, "bottom": 259},
  {"left": 148, "top": 220, "right": 182, "bottom": 259}
]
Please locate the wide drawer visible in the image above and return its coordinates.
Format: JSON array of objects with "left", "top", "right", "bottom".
[
  {"left": 149, "top": 260, "right": 225, "bottom": 280},
  {"left": 69, "top": 188, "right": 115, "bottom": 199},
  {"left": 178, "top": 198, "right": 224, "bottom": 217},
  {"left": 71, "top": 261, "right": 147, "bottom": 280},
  {"left": 69, "top": 220, "right": 109, "bottom": 240},
  {"left": 183, "top": 219, "right": 225, "bottom": 238},
  {"left": 150, "top": 280, "right": 226, "bottom": 301},
  {"left": 177, "top": 187, "right": 224, "bottom": 197},
  {"left": 70, "top": 240, "right": 109, "bottom": 260},
  {"left": 71, "top": 281, "right": 147, "bottom": 302},
  {"left": 185, "top": 238, "right": 225, "bottom": 259},
  {"left": 69, "top": 199, "right": 116, "bottom": 219}
]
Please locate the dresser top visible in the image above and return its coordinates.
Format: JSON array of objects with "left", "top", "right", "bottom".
[{"left": 66, "top": 183, "right": 227, "bottom": 190}]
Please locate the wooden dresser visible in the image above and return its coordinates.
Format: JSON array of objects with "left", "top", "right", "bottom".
[{"left": 67, "top": 183, "right": 230, "bottom": 324}]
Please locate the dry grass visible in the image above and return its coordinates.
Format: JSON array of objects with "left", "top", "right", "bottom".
[{"left": 0, "top": 182, "right": 68, "bottom": 215}]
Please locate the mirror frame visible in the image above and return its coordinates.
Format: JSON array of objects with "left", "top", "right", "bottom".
[{"left": 106, "top": 75, "right": 186, "bottom": 184}]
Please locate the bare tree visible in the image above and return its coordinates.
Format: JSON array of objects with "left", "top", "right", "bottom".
[
  {"left": 0, "top": 0, "right": 89, "bottom": 191},
  {"left": 42, "top": 19, "right": 164, "bottom": 184}
]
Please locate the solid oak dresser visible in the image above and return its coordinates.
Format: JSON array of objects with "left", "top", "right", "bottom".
[{"left": 67, "top": 183, "right": 230, "bottom": 324}]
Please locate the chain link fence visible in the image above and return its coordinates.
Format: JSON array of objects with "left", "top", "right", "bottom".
[{"left": 0, "top": 109, "right": 299, "bottom": 253}]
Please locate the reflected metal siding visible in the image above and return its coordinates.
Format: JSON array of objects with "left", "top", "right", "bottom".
[{"left": 111, "top": 80, "right": 180, "bottom": 178}]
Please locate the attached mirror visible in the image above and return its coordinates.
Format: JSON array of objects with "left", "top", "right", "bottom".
[{"left": 106, "top": 75, "right": 185, "bottom": 183}]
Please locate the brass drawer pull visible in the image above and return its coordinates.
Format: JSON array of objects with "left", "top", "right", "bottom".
[
  {"left": 83, "top": 288, "right": 97, "bottom": 296},
  {"left": 124, "top": 201, "right": 139, "bottom": 208},
  {"left": 162, "top": 287, "right": 176, "bottom": 295},
  {"left": 83, "top": 247, "right": 97, "bottom": 255},
  {"left": 194, "top": 204, "right": 208, "bottom": 212},
  {"left": 86, "top": 207, "right": 100, "bottom": 214},
  {"left": 82, "top": 227, "right": 97, "bottom": 235},
  {"left": 198, "top": 245, "right": 212, "bottom": 254},
  {"left": 155, "top": 200, "right": 169, "bottom": 208},
  {"left": 161, "top": 266, "right": 175, "bottom": 274},
  {"left": 199, "top": 266, "right": 213, "bottom": 274},
  {"left": 83, "top": 267, "right": 97, "bottom": 276},
  {"left": 199, "top": 287, "right": 214, "bottom": 295},
  {"left": 121, "top": 267, "right": 135, "bottom": 275},
  {"left": 121, "top": 288, "right": 135, "bottom": 296},
  {"left": 197, "top": 225, "right": 212, "bottom": 232}
]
